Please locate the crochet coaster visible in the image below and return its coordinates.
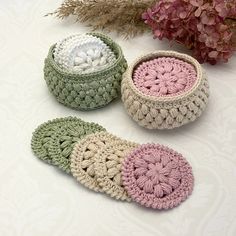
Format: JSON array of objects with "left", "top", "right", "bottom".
[
  {"left": 122, "top": 144, "right": 194, "bottom": 210},
  {"left": 95, "top": 140, "right": 138, "bottom": 201},
  {"left": 70, "top": 132, "right": 122, "bottom": 192},
  {"left": 31, "top": 117, "right": 85, "bottom": 164},
  {"left": 133, "top": 57, "right": 197, "bottom": 97},
  {"left": 121, "top": 51, "right": 210, "bottom": 129},
  {"left": 53, "top": 34, "right": 116, "bottom": 73},
  {"left": 44, "top": 33, "right": 127, "bottom": 110},
  {"left": 48, "top": 122, "right": 106, "bottom": 173}
]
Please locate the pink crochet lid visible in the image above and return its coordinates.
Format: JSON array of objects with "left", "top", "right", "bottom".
[
  {"left": 122, "top": 144, "right": 194, "bottom": 210},
  {"left": 133, "top": 57, "right": 197, "bottom": 97}
]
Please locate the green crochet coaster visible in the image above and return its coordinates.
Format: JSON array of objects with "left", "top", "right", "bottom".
[
  {"left": 31, "top": 117, "right": 84, "bottom": 164},
  {"left": 44, "top": 33, "right": 128, "bottom": 110},
  {"left": 48, "top": 121, "right": 106, "bottom": 173}
]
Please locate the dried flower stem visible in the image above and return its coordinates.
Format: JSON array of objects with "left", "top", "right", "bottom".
[{"left": 48, "top": 0, "right": 156, "bottom": 38}]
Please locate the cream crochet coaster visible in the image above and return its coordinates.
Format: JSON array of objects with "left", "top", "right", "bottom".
[
  {"left": 48, "top": 122, "right": 106, "bottom": 174},
  {"left": 95, "top": 140, "right": 138, "bottom": 201},
  {"left": 70, "top": 132, "right": 122, "bottom": 192},
  {"left": 31, "top": 117, "right": 85, "bottom": 164}
]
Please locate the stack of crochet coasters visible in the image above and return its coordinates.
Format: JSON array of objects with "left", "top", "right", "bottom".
[
  {"left": 53, "top": 34, "right": 117, "bottom": 73},
  {"left": 121, "top": 51, "right": 210, "bottom": 129},
  {"left": 31, "top": 117, "right": 194, "bottom": 210},
  {"left": 44, "top": 33, "right": 127, "bottom": 110}
]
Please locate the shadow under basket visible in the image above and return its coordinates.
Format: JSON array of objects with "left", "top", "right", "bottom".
[
  {"left": 121, "top": 51, "right": 210, "bottom": 129},
  {"left": 44, "top": 33, "right": 127, "bottom": 110}
]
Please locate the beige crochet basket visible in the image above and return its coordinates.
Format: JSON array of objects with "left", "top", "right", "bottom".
[{"left": 121, "top": 51, "right": 210, "bottom": 129}]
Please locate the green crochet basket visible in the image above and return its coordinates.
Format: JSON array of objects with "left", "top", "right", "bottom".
[{"left": 44, "top": 33, "right": 127, "bottom": 110}]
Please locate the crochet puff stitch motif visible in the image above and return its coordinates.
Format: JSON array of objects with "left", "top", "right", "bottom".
[
  {"left": 133, "top": 57, "right": 197, "bottom": 97},
  {"left": 31, "top": 117, "right": 86, "bottom": 164},
  {"left": 122, "top": 143, "right": 194, "bottom": 210},
  {"left": 94, "top": 140, "right": 139, "bottom": 201},
  {"left": 53, "top": 34, "right": 116, "bottom": 73},
  {"left": 70, "top": 132, "right": 122, "bottom": 192},
  {"left": 31, "top": 117, "right": 105, "bottom": 171},
  {"left": 48, "top": 121, "right": 106, "bottom": 173}
]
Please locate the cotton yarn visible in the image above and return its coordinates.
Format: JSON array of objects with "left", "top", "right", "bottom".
[
  {"left": 122, "top": 144, "right": 194, "bottom": 209},
  {"left": 31, "top": 117, "right": 194, "bottom": 210},
  {"left": 121, "top": 51, "right": 210, "bottom": 129}
]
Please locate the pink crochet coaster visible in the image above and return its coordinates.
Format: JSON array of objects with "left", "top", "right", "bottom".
[
  {"left": 133, "top": 57, "right": 197, "bottom": 97},
  {"left": 122, "top": 144, "right": 194, "bottom": 210}
]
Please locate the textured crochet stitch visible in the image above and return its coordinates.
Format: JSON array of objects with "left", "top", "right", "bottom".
[
  {"left": 70, "top": 132, "right": 122, "bottom": 192},
  {"left": 48, "top": 121, "right": 105, "bottom": 173},
  {"left": 44, "top": 33, "right": 127, "bottom": 110},
  {"left": 133, "top": 57, "right": 197, "bottom": 97},
  {"left": 121, "top": 51, "right": 210, "bottom": 129},
  {"left": 31, "top": 117, "right": 86, "bottom": 164},
  {"left": 122, "top": 144, "right": 194, "bottom": 210},
  {"left": 94, "top": 140, "right": 138, "bottom": 201},
  {"left": 53, "top": 34, "right": 116, "bottom": 73}
]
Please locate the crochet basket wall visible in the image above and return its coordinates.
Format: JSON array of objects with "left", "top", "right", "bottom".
[
  {"left": 121, "top": 51, "right": 210, "bottom": 129},
  {"left": 44, "top": 33, "right": 127, "bottom": 110}
]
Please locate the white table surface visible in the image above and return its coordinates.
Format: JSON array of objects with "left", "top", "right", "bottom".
[{"left": 1, "top": 1, "right": 236, "bottom": 235}]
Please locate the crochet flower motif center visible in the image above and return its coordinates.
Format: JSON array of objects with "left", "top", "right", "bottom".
[
  {"left": 133, "top": 57, "right": 197, "bottom": 96},
  {"left": 134, "top": 149, "right": 181, "bottom": 198},
  {"left": 53, "top": 34, "right": 116, "bottom": 74},
  {"left": 81, "top": 140, "right": 107, "bottom": 177},
  {"left": 72, "top": 49, "right": 112, "bottom": 72}
]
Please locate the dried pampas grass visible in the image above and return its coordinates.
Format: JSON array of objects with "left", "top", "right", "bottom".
[{"left": 48, "top": 0, "right": 156, "bottom": 38}]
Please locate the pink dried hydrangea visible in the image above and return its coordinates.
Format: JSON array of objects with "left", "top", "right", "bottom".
[{"left": 143, "top": 0, "right": 236, "bottom": 64}]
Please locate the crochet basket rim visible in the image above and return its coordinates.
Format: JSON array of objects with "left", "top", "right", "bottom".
[
  {"left": 124, "top": 50, "right": 204, "bottom": 103},
  {"left": 46, "top": 33, "right": 125, "bottom": 80}
]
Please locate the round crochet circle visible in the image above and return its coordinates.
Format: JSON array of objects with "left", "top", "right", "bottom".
[
  {"left": 70, "top": 132, "right": 121, "bottom": 192},
  {"left": 122, "top": 144, "right": 194, "bottom": 209},
  {"left": 31, "top": 117, "right": 84, "bottom": 164},
  {"left": 133, "top": 57, "right": 197, "bottom": 97},
  {"left": 48, "top": 121, "right": 106, "bottom": 173},
  {"left": 95, "top": 140, "right": 138, "bottom": 201},
  {"left": 54, "top": 34, "right": 116, "bottom": 74}
]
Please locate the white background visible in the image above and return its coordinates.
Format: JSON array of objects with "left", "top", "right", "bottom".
[{"left": 0, "top": 1, "right": 236, "bottom": 235}]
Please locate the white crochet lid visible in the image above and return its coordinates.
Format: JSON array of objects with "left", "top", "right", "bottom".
[{"left": 53, "top": 34, "right": 116, "bottom": 74}]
